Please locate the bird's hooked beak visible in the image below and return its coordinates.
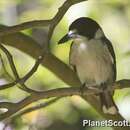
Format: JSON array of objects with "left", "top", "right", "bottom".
[{"left": 58, "top": 30, "right": 77, "bottom": 44}]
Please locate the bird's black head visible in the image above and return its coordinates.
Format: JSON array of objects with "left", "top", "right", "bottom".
[{"left": 58, "top": 17, "right": 104, "bottom": 44}]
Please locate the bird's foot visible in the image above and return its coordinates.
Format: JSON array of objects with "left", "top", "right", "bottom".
[
  {"left": 80, "top": 83, "right": 100, "bottom": 96},
  {"left": 79, "top": 83, "right": 86, "bottom": 96}
]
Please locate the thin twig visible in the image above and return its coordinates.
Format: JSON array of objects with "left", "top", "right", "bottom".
[
  {"left": 0, "top": 54, "right": 32, "bottom": 90},
  {"left": 14, "top": 97, "right": 61, "bottom": 117},
  {"left": 48, "top": 0, "right": 88, "bottom": 42},
  {"left": 0, "top": 20, "right": 51, "bottom": 36},
  {"left": 0, "top": 82, "right": 17, "bottom": 90},
  {"left": 0, "top": 44, "right": 43, "bottom": 92},
  {"left": 20, "top": 55, "right": 43, "bottom": 83},
  {"left": 0, "top": 0, "right": 87, "bottom": 37},
  {"left": 0, "top": 44, "right": 19, "bottom": 79}
]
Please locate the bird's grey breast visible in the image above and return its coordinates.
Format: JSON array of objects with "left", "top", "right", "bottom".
[{"left": 70, "top": 38, "right": 114, "bottom": 86}]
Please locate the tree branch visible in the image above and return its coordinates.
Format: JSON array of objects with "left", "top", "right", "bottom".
[
  {"left": 0, "top": 44, "right": 44, "bottom": 92},
  {"left": 12, "top": 97, "right": 61, "bottom": 118},
  {"left": 0, "top": 20, "right": 51, "bottom": 36},
  {"left": 0, "top": 80, "right": 129, "bottom": 130},
  {"left": 47, "top": 0, "right": 87, "bottom": 42},
  {"left": 0, "top": 87, "right": 95, "bottom": 120},
  {"left": 0, "top": 0, "right": 87, "bottom": 37}
]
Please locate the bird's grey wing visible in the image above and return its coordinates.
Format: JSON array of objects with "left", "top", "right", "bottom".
[
  {"left": 102, "top": 37, "right": 116, "bottom": 81},
  {"left": 101, "top": 37, "right": 117, "bottom": 114}
]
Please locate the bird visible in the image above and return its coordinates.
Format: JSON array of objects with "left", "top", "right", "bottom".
[{"left": 58, "top": 17, "right": 118, "bottom": 115}]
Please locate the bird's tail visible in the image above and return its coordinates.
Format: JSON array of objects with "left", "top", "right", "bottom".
[{"left": 100, "top": 91, "right": 118, "bottom": 115}]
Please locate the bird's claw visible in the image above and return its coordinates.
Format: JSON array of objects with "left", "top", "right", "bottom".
[{"left": 80, "top": 83, "right": 101, "bottom": 96}]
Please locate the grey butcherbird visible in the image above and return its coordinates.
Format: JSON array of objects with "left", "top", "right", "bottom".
[{"left": 58, "top": 17, "right": 118, "bottom": 115}]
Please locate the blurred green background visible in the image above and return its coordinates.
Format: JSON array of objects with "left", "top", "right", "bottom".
[{"left": 0, "top": 0, "right": 130, "bottom": 130}]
